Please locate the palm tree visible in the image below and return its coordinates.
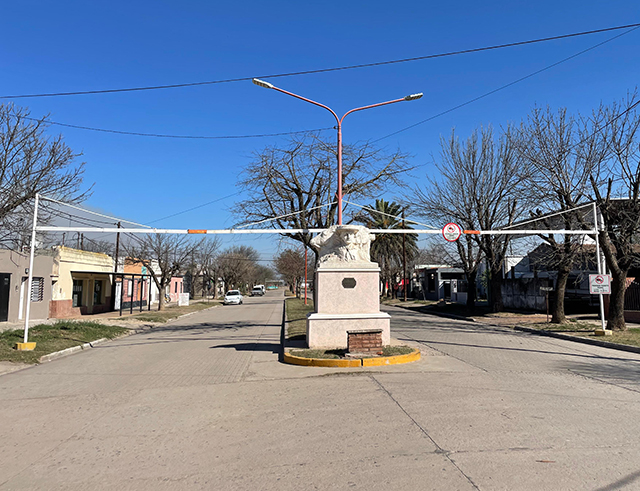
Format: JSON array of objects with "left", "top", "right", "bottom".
[{"left": 357, "top": 199, "right": 418, "bottom": 297}]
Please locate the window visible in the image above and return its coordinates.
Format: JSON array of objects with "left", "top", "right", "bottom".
[
  {"left": 72, "top": 279, "right": 83, "bottom": 307},
  {"left": 94, "top": 280, "right": 102, "bottom": 305},
  {"left": 127, "top": 280, "right": 133, "bottom": 297},
  {"left": 175, "top": 282, "right": 178, "bottom": 293},
  {"left": 30, "top": 277, "right": 44, "bottom": 302}
]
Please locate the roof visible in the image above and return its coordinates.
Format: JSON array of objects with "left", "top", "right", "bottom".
[{"left": 71, "top": 271, "right": 150, "bottom": 278}]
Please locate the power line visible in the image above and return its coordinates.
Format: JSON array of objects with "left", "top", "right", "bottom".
[
  {"left": 26, "top": 118, "right": 332, "bottom": 140},
  {"left": 2, "top": 22, "right": 639, "bottom": 100},
  {"left": 146, "top": 191, "right": 243, "bottom": 225},
  {"left": 374, "top": 25, "right": 639, "bottom": 142}
]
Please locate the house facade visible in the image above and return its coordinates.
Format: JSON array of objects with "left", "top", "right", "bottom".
[
  {"left": 49, "top": 246, "right": 114, "bottom": 318},
  {"left": 0, "top": 249, "right": 55, "bottom": 323},
  {"left": 414, "top": 265, "right": 467, "bottom": 302}
]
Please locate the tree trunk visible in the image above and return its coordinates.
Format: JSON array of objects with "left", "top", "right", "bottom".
[
  {"left": 608, "top": 268, "right": 628, "bottom": 331},
  {"left": 551, "top": 267, "right": 570, "bottom": 323},
  {"left": 157, "top": 281, "right": 166, "bottom": 311},
  {"left": 489, "top": 273, "right": 503, "bottom": 313},
  {"left": 466, "top": 270, "right": 477, "bottom": 312}
]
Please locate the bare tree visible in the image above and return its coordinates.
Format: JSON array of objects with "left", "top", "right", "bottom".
[
  {"left": 251, "top": 264, "right": 275, "bottom": 288},
  {"left": 586, "top": 93, "right": 640, "bottom": 330},
  {"left": 0, "top": 104, "right": 88, "bottom": 248},
  {"left": 217, "top": 245, "right": 260, "bottom": 293},
  {"left": 274, "top": 248, "right": 305, "bottom": 294},
  {"left": 513, "top": 106, "right": 598, "bottom": 323},
  {"left": 125, "top": 235, "right": 202, "bottom": 310},
  {"left": 184, "top": 237, "right": 221, "bottom": 298},
  {"left": 413, "top": 127, "right": 526, "bottom": 311},
  {"left": 236, "top": 134, "right": 413, "bottom": 258}
]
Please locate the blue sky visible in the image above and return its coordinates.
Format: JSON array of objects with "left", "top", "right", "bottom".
[{"left": 2, "top": 0, "right": 639, "bottom": 259}]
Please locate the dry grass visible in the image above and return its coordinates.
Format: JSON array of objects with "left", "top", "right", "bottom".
[
  {"left": 285, "top": 297, "right": 314, "bottom": 340},
  {"left": 0, "top": 321, "right": 128, "bottom": 364}
]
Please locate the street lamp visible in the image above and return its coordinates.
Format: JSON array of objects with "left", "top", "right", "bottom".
[{"left": 252, "top": 78, "right": 422, "bottom": 225}]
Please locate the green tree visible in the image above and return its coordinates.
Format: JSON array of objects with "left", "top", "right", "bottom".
[{"left": 358, "top": 199, "right": 417, "bottom": 297}]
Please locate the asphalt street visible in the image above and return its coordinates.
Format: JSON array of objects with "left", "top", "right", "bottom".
[{"left": 1, "top": 291, "right": 640, "bottom": 490}]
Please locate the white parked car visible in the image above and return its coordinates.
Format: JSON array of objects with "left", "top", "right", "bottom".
[
  {"left": 224, "top": 290, "right": 243, "bottom": 305},
  {"left": 250, "top": 286, "right": 264, "bottom": 296}
]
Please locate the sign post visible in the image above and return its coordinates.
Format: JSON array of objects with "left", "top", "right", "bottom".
[
  {"left": 590, "top": 274, "right": 611, "bottom": 335},
  {"left": 540, "top": 286, "right": 554, "bottom": 323},
  {"left": 442, "top": 223, "right": 462, "bottom": 242}
]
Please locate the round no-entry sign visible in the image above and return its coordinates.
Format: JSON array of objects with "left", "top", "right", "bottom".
[{"left": 442, "top": 222, "right": 462, "bottom": 242}]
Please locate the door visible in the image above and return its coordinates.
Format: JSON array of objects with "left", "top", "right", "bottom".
[
  {"left": 0, "top": 273, "right": 10, "bottom": 322},
  {"left": 443, "top": 281, "right": 451, "bottom": 301}
]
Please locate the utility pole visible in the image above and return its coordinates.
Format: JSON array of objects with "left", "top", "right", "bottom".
[
  {"left": 80, "top": 233, "right": 84, "bottom": 250},
  {"left": 112, "top": 222, "right": 121, "bottom": 311},
  {"left": 402, "top": 210, "right": 407, "bottom": 302},
  {"left": 62, "top": 233, "right": 65, "bottom": 247},
  {"left": 114, "top": 222, "right": 121, "bottom": 272},
  {"left": 76, "top": 233, "right": 80, "bottom": 249}
]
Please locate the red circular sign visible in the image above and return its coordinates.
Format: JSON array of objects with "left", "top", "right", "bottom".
[
  {"left": 442, "top": 223, "right": 462, "bottom": 242},
  {"left": 595, "top": 275, "right": 604, "bottom": 284}
]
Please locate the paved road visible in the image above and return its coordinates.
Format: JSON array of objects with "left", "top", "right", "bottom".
[{"left": 1, "top": 294, "right": 640, "bottom": 490}]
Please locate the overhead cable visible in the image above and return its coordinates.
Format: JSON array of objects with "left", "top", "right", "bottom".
[
  {"left": 374, "top": 26, "right": 639, "bottom": 141},
  {"left": 2, "top": 22, "right": 639, "bottom": 99}
]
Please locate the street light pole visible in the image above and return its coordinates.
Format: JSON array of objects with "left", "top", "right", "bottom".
[{"left": 253, "top": 79, "right": 422, "bottom": 225}]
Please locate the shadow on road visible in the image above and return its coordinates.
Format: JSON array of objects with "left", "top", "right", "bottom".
[
  {"left": 211, "top": 342, "right": 280, "bottom": 353},
  {"left": 403, "top": 339, "right": 640, "bottom": 365},
  {"left": 594, "top": 470, "right": 640, "bottom": 491}
]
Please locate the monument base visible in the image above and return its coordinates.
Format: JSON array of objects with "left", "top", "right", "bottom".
[{"left": 306, "top": 312, "right": 391, "bottom": 349}]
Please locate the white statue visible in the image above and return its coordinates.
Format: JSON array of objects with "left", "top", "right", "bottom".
[{"left": 311, "top": 225, "right": 375, "bottom": 266}]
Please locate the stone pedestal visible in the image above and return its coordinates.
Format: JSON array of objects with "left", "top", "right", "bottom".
[{"left": 306, "top": 226, "right": 390, "bottom": 349}]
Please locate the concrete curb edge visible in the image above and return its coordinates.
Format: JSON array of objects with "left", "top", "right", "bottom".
[
  {"left": 36, "top": 303, "right": 222, "bottom": 364},
  {"left": 513, "top": 325, "right": 640, "bottom": 355},
  {"left": 283, "top": 348, "right": 421, "bottom": 368},
  {"left": 39, "top": 337, "right": 110, "bottom": 363}
]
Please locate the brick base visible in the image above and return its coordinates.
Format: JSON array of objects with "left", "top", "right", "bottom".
[{"left": 347, "top": 330, "right": 382, "bottom": 353}]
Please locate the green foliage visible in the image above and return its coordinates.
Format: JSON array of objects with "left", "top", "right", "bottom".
[{"left": 357, "top": 199, "right": 418, "bottom": 295}]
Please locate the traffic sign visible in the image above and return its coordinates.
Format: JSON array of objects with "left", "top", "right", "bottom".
[
  {"left": 589, "top": 274, "right": 611, "bottom": 294},
  {"left": 442, "top": 223, "right": 462, "bottom": 242}
]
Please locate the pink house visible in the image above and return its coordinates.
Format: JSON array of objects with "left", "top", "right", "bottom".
[{"left": 167, "top": 276, "right": 184, "bottom": 303}]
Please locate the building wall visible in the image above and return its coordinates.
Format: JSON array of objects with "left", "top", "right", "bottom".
[
  {"left": 168, "top": 277, "right": 184, "bottom": 303},
  {"left": 50, "top": 247, "right": 114, "bottom": 318},
  {"left": 0, "top": 249, "right": 54, "bottom": 323}
]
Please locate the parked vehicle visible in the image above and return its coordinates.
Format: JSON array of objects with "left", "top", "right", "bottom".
[
  {"left": 250, "top": 287, "right": 264, "bottom": 296},
  {"left": 223, "top": 290, "right": 243, "bottom": 305}
]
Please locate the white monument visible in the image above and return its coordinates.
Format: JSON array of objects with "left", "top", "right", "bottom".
[{"left": 306, "top": 225, "right": 391, "bottom": 349}]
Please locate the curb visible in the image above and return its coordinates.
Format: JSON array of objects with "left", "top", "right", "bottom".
[
  {"left": 283, "top": 348, "right": 421, "bottom": 368},
  {"left": 388, "top": 301, "right": 640, "bottom": 356},
  {"left": 513, "top": 325, "right": 640, "bottom": 355},
  {"left": 39, "top": 337, "right": 110, "bottom": 363},
  {"left": 35, "top": 304, "right": 221, "bottom": 364}
]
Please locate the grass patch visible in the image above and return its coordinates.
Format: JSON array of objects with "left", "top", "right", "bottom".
[
  {"left": 289, "top": 349, "right": 342, "bottom": 359},
  {"left": 381, "top": 345, "right": 415, "bottom": 356},
  {"left": 527, "top": 320, "right": 600, "bottom": 332},
  {"left": 0, "top": 321, "right": 128, "bottom": 364},
  {"left": 573, "top": 328, "right": 640, "bottom": 347},
  {"left": 286, "top": 297, "right": 314, "bottom": 340},
  {"left": 380, "top": 297, "right": 436, "bottom": 306},
  {"left": 126, "top": 301, "right": 219, "bottom": 323},
  {"left": 289, "top": 345, "right": 415, "bottom": 359}
]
